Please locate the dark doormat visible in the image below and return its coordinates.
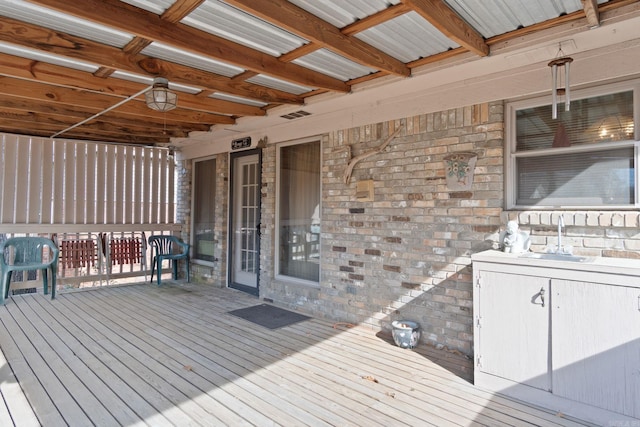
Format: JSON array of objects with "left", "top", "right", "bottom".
[{"left": 228, "top": 304, "right": 311, "bottom": 329}]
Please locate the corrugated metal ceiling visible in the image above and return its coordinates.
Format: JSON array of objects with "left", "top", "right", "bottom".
[
  {"left": 141, "top": 41, "right": 244, "bottom": 78},
  {"left": 445, "top": 0, "right": 609, "bottom": 38},
  {"left": 0, "top": 0, "right": 616, "bottom": 91},
  {"left": 288, "top": 0, "right": 402, "bottom": 28},
  {"left": 183, "top": 0, "right": 306, "bottom": 56},
  {"left": 0, "top": 0, "right": 625, "bottom": 144},
  {"left": 357, "top": 12, "right": 461, "bottom": 63}
]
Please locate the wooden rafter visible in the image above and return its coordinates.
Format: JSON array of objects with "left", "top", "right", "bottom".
[
  {"left": 0, "top": 94, "right": 213, "bottom": 131},
  {"left": 0, "top": 0, "right": 633, "bottom": 145},
  {"left": 160, "top": 0, "right": 205, "bottom": 23},
  {"left": 0, "top": 75, "right": 235, "bottom": 124},
  {"left": 341, "top": 3, "right": 412, "bottom": 36},
  {"left": 92, "top": 0, "right": 204, "bottom": 80},
  {"left": 402, "top": 0, "right": 489, "bottom": 57},
  {"left": 581, "top": 0, "right": 600, "bottom": 27},
  {"left": 224, "top": 0, "right": 410, "bottom": 77},
  {"left": 24, "top": 0, "right": 350, "bottom": 92},
  {"left": 0, "top": 56, "right": 263, "bottom": 117},
  {"left": 279, "top": 43, "right": 322, "bottom": 63},
  {"left": 0, "top": 16, "right": 304, "bottom": 106}
]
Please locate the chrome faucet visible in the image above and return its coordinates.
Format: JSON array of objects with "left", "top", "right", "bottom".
[{"left": 557, "top": 215, "right": 565, "bottom": 253}]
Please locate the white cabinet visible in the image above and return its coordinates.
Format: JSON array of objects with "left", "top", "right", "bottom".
[
  {"left": 552, "top": 279, "right": 640, "bottom": 418},
  {"left": 476, "top": 271, "right": 550, "bottom": 391},
  {"left": 472, "top": 251, "right": 640, "bottom": 424}
]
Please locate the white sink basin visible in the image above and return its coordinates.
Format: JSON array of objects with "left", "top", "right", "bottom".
[{"left": 519, "top": 252, "right": 592, "bottom": 262}]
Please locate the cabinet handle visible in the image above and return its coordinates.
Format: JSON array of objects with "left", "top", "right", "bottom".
[{"left": 540, "top": 287, "right": 545, "bottom": 307}]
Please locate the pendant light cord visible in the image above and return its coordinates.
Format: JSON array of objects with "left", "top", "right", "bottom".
[{"left": 51, "top": 85, "right": 152, "bottom": 139}]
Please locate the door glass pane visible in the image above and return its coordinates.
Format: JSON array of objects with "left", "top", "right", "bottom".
[
  {"left": 193, "top": 158, "right": 216, "bottom": 262},
  {"left": 236, "top": 160, "right": 259, "bottom": 279},
  {"left": 278, "top": 141, "right": 321, "bottom": 282}
]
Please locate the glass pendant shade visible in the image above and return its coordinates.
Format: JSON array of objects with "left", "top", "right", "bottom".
[{"left": 145, "top": 78, "right": 177, "bottom": 112}]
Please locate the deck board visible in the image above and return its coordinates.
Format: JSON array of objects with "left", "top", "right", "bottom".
[{"left": 0, "top": 283, "right": 596, "bottom": 426}]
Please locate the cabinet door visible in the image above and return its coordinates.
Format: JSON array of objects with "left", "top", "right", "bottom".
[
  {"left": 477, "top": 271, "right": 551, "bottom": 391},
  {"left": 552, "top": 280, "right": 640, "bottom": 418}
]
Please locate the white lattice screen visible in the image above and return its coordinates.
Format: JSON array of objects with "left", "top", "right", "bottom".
[{"left": 0, "top": 134, "right": 175, "bottom": 226}]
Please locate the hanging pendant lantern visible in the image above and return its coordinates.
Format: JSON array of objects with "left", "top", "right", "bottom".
[
  {"left": 548, "top": 55, "right": 573, "bottom": 119},
  {"left": 145, "top": 77, "right": 177, "bottom": 112}
]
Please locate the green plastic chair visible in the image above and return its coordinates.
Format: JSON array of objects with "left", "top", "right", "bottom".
[
  {"left": 148, "top": 235, "right": 190, "bottom": 285},
  {"left": 0, "top": 237, "right": 59, "bottom": 304}
]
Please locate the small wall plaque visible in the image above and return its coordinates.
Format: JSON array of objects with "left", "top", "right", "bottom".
[
  {"left": 355, "top": 179, "right": 374, "bottom": 202},
  {"left": 231, "top": 136, "right": 252, "bottom": 150}
]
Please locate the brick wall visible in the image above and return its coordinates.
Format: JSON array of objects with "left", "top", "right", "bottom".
[
  {"left": 322, "top": 103, "right": 504, "bottom": 356},
  {"left": 503, "top": 211, "right": 640, "bottom": 259},
  {"left": 258, "top": 101, "right": 505, "bottom": 357},
  {"left": 183, "top": 99, "right": 639, "bottom": 358}
]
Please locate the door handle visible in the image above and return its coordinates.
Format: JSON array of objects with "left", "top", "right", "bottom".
[{"left": 532, "top": 287, "right": 545, "bottom": 307}]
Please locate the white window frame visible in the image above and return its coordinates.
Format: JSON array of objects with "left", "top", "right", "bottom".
[
  {"left": 505, "top": 79, "right": 640, "bottom": 210},
  {"left": 275, "top": 137, "right": 322, "bottom": 286}
]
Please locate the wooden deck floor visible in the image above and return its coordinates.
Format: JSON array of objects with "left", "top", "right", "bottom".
[{"left": 0, "top": 282, "right": 593, "bottom": 426}]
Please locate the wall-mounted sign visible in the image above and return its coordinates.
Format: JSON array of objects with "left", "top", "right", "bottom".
[{"left": 231, "top": 136, "right": 252, "bottom": 150}]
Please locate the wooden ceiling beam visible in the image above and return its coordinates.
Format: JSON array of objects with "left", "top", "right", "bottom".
[
  {"left": 0, "top": 75, "right": 235, "bottom": 124},
  {"left": 0, "top": 17, "right": 304, "bottom": 106},
  {"left": 341, "top": 4, "right": 412, "bottom": 36},
  {"left": 0, "top": 117, "right": 171, "bottom": 144},
  {"left": 224, "top": 0, "right": 410, "bottom": 77},
  {"left": 94, "top": 0, "right": 205, "bottom": 80},
  {"left": 0, "top": 104, "right": 202, "bottom": 136},
  {"left": 279, "top": 43, "right": 322, "bottom": 63},
  {"left": 0, "top": 57, "right": 263, "bottom": 117},
  {"left": 0, "top": 94, "right": 212, "bottom": 131},
  {"left": 402, "top": 0, "right": 489, "bottom": 56},
  {"left": 160, "top": 0, "right": 205, "bottom": 23},
  {"left": 581, "top": 0, "right": 600, "bottom": 27},
  {"left": 24, "top": 0, "right": 350, "bottom": 92},
  {"left": 0, "top": 127, "right": 170, "bottom": 144}
]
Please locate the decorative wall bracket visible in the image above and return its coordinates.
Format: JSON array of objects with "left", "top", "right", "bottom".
[{"left": 343, "top": 125, "right": 403, "bottom": 184}]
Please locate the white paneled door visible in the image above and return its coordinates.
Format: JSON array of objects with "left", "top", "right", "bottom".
[{"left": 229, "top": 151, "right": 261, "bottom": 295}]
